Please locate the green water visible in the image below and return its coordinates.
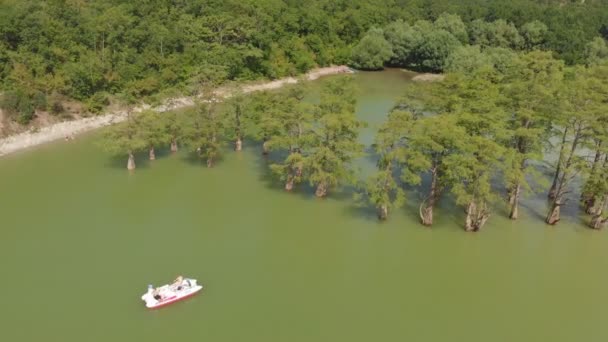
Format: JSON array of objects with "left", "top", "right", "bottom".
[{"left": 1, "top": 70, "right": 607, "bottom": 342}]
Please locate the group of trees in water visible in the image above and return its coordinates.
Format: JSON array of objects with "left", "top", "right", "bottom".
[
  {"left": 102, "top": 76, "right": 366, "bottom": 197},
  {"left": 370, "top": 53, "right": 608, "bottom": 231},
  {"left": 1, "top": 0, "right": 607, "bottom": 124},
  {"left": 104, "top": 49, "right": 608, "bottom": 231}
]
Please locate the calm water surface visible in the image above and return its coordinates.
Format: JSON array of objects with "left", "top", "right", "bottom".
[{"left": 0, "top": 70, "right": 607, "bottom": 342}]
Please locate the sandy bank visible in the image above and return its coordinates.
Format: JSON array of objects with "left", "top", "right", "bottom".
[
  {"left": 411, "top": 73, "right": 445, "bottom": 82},
  {"left": 0, "top": 66, "right": 352, "bottom": 157}
]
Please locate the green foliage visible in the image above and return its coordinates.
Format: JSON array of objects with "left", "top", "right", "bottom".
[
  {"left": 470, "top": 19, "right": 524, "bottom": 50},
  {"left": 400, "top": 114, "right": 467, "bottom": 190},
  {"left": 267, "top": 84, "right": 315, "bottom": 186},
  {"left": 0, "top": 88, "right": 35, "bottom": 124},
  {"left": 222, "top": 91, "right": 251, "bottom": 143},
  {"left": 101, "top": 112, "right": 147, "bottom": 156},
  {"left": 414, "top": 28, "right": 462, "bottom": 72},
  {"left": 350, "top": 28, "right": 393, "bottom": 70},
  {"left": 585, "top": 37, "right": 608, "bottom": 66},
  {"left": 521, "top": 20, "right": 548, "bottom": 50},
  {"left": 305, "top": 77, "right": 365, "bottom": 195},
  {"left": 383, "top": 20, "right": 420, "bottom": 66},
  {"left": 444, "top": 45, "right": 492, "bottom": 73},
  {"left": 356, "top": 110, "right": 413, "bottom": 218},
  {"left": 434, "top": 13, "right": 469, "bottom": 44},
  {"left": 500, "top": 51, "right": 564, "bottom": 202},
  {"left": 87, "top": 92, "right": 110, "bottom": 114},
  {"left": 181, "top": 99, "right": 225, "bottom": 167},
  {"left": 138, "top": 110, "right": 171, "bottom": 149}
]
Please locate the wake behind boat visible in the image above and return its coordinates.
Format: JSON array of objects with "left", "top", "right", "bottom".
[{"left": 141, "top": 276, "right": 203, "bottom": 309}]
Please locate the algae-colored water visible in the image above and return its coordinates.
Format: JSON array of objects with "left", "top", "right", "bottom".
[{"left": 0, "top": 70, "right": 606, "bottom": 342}]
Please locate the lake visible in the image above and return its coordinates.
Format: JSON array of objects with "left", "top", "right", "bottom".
[{"left": 0, "top": 69, "right": 606, "bottom": 342}]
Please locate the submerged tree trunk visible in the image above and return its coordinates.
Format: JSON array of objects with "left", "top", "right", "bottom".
[
  {"left": 285, "top": 165, "right": 302, "bottom": 191},
  {"left": 285, "top": 176, "right": 295, "bottom": 191},
  {"left": 315, "top": 181, "right": 328, "bottom": 197},
  {"left": 508, "top": 183, "right": 521, "bottom": 220},
  {"left": 170, "top": 139, "right": 178, "bottom": 153},
  {"left": 583, "top": 195, "right": 598, "bottom": 215},
  {"left": 149, "top": 147, "right": 156, "bottom": 160},
  {"left": 127, "top": 152, "right": 136, "bottom": 170},
  {"left": 582, "top": 149, "right": 605, "bottom": 214},
  {"left": 545, "top": 201, "right": 561, "bottom": 225},
  {"left": 589, "top": 196, "right": 608, "bottom": 229},
  {"left": 589, "top": 215, "right": 607, "bottom": 229},
  {"left": 546, "top": 125, "right": 582, "bottom": 225},
  {"left": 549, "top": 127, "right": 569, "bottom": 199},
  {"left": 419, "top": 166, "right": 439, "bottom": 226},
  {"left": 377, "top": 204, "right": 388, "bottom": 220},
  {"left": 464, "top": 201, "right": 490, "bottom": 232},
  {"left": 262, "top": 137, "right": 270, "bottom": 155}
]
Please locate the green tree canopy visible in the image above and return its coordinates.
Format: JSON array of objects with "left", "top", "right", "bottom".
[{"left": 350, "top": 28, "right": 393, "bottom": 70}]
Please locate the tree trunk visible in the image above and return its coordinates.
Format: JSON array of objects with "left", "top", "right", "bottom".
[
  {"left": 170, "top": 139, "right": 178, "bottom": 153},
  {"left": 549, "top": 127, "right": 569, "bottom": 199},
  {"left": 589, "top": 196, "right": 608, "bottom": 229},
  {"left": 582, "top": 147, "right": 604, "bottom": 214},
  {"left": 419, "top": 200, "right": 434, "bottom": 226},
  {"left": 149, "top": 147, "right": 156, "bottom": 160},
  {"left": 127, "top": 152, "right": 136, "bottom": 170},
  {"left": 262, "top": 137, "right": 270, "bottom": 155},
  {"left": 465, "top": 202, "right": 476, "bottom": 232},
  {"left": 508, "top": 183, "right": 521, "bottom": 220},
  {"left": 207, "top": 157, "right": 214, "bottom": 168},
  {"left": 419, "top": 166, "right": 438, "bottom": 226},
  {"left": 545, "top": 201, "right": 561, "bottom": 225},
  {"left": 585, "top": 197, "right": 603, "bottom": 216},
  {"left": 589, "top": 215, "right": 607, "bottom": 230},
  {"left": 547, "top": 125, "right": 582, "bottom": 225},
  {"left": 315, "top": 182, "right": 328, "bottom": 197},
  {"left": 285, "top": 177, "right": 294, "bottom": 191},
  {"left": 464, "top": 201, "right": 490, "bottom": 232},
  {"left": 377, "top": 204, "right": 388, "bottom": 220},
  {"left": 548, "top": 176, "right": 559, "bottom": 200},
  {"left": 584, "top": 196, "right": 598, "bottom": 215},
  {"left": 235, "top": 137, "right": 242, "bottom": 151}
]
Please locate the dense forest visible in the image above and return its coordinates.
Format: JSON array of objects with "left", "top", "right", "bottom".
[{"left": 1, "top": 0, "right": 608, "bottom": 125}]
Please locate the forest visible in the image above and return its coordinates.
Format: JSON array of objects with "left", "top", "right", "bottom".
[{"left": 1, "top": 0, "right": 608, "bottom": 124}]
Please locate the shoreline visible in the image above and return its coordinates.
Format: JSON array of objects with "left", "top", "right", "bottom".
[{"left": 0, "top": 65, "right": 353, "bottom": 157}]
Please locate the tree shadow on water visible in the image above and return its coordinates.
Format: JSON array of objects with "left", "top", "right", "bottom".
[{"left": 343, "top": 202, "right": 381, "bottom": 223}]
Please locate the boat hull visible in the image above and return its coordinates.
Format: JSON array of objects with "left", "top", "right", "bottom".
[
  {"left": 146, "top": 286, "right": 203, "bottom": 309},
  {"left": 141, "top": 278, "right": 203, "bottom": 309}
]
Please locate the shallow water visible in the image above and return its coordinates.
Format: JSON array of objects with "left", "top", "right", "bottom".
[{"left": 0, "top": 69, "right": 606, "bottom": 342}]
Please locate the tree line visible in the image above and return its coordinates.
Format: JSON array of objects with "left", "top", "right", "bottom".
[
  {"left": 103, "top": 53, "right": 608, "bottom": 231},
  {"left": 351, "top": 12, "right": 608, "bottom": 72},
  {"left": 2, "top": 0, "right": 607, "bottom": 124},
  {"left": 102, "top": 76, "right": 365, "bottom": 199}
]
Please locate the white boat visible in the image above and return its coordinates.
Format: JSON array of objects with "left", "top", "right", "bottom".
[{"left": 141, "top": 276, "right": 203, "bottom": 309}]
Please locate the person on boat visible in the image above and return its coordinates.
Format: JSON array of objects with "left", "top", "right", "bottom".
[
  {"left": 172, "top": 275, "right": 185, "bottom": 290},
  {"left": 152, "top": 288, "right": 162, "bottom": 300}
]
